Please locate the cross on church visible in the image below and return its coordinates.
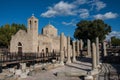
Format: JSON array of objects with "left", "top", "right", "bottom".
[{"left": 32, "top": 13, "right": 34, "bottom": 16}]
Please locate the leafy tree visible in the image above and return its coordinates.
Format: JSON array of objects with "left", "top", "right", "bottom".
[
  {"left": 0, "top": 23, "right": 26, "bottom": 48},
  {"left": 111, "top": 37, "right": 120, "bottom": 46},
  {"left": 74, "top": 19, "right": 111, "bottom": 44}
]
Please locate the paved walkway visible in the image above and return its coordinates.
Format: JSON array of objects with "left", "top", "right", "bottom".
[{"left": 26, "top": 58, "right": 92, "bottom": 80}]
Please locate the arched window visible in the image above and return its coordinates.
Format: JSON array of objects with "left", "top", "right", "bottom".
[
  {"left": 18, "top": 42, "right": 22, "bottom": 46},
  {"left": 35, "top": 21, "right": 37, "bottom": 23},
  {"left": 29, "top": 20, "right": 32, "bottom": 28}
]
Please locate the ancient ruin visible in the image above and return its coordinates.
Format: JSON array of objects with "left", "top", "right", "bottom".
[{"left": 0, "top": 15, "right": 112, "bottom": 80}]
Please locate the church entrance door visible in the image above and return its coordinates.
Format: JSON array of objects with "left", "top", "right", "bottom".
[
  {"left": 18, "top": 42, "right": 22, "bottom": 57},
  {"left": 18, "top": 47, "right": 22, "bottom": 53}
]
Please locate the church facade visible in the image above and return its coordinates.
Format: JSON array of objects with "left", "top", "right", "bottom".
[{"left": 10, "top": 15, "right": 67, "bottom": 54}]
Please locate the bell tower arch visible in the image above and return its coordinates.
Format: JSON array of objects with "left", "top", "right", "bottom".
[{"left": 28, "top": 14, "right": 38, "bottom": 33}]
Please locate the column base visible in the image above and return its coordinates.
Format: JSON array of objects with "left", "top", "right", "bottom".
[
  {"left": 60, "top": 61, "right": 64, "bottom": 66},
  {"left": 72, "top": 58, "right": 76, "bottom": 62},
  {"left": 90, "top": 69, "right": 99, "bottom": 75},
  {"left": 84, "top": 75, "right": 93, "bottom": 80},
  {"left": 66, "top": 60, "right": 71, "bottom": 64}
]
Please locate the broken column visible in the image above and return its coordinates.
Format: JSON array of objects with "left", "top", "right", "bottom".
[
  {"left": 20, "top": 63, "right": 26, "bottom": 70},
  {"left": 92, "top": 43, "right": 97, "bottom": 70},
  {"left": 72, "top": 40, "right": 76, "bottom": 62},
  {"left": 103, "top": 41, "right": 107, "bottom": 56},
  {"left": 96, "top": 37, "right": 100, "bottom": 66},
  {"left": 87, "top": 39, "right": 91, "bottom": 57},
  {"left": 60, "top": 33, "right": 64, "bottom": 65},
  {"left": 77, "top": 40, "right": 80, "bottom": 56},
  {"left": 66, "top": 36, "right": 71, "bottom": 64}
]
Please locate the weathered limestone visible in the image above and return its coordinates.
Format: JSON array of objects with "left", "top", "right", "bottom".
[
  {"left": 60, "top": 33, "right": 64, "bottom": 65},
  {"left": 57, "top": 71, "right": 87, "bottom": 77},
  {"left": 66, "top": 36, "right": 71, "bottom": 64},
  {"left": 80, "top": 39, "right": 83, "bottom": 50},
  {"left": 34, "top": 64, "right": 42, "bottom": 69},
  {"left": 20, "top": 72, "right": 27, "bottom": 78},
  {"left": 87, "top": 39, "right": 91, "bottom": 57},
  {"left": 10, "top": 15, "right": 68, "bottom": 55},
  {"left": 80, "top": 39, "right": 83, "bottom": 56},
  {"left": 92, "top": 43, "right": 97, "bottom": 70},
  {"left": 72, "top": 41, "right": 76, "bottom": 62},
  {"left": 9, "top": 68, "right": 15, "bottom": 73},
  {"left": 84, "top": 75, "right": 93, "bottom": 80},
  {"left": 77, "top": 40, "right": 80, "bottom": 56},
  {"left": 103, "top": 41, "right": 107, "bottom": 56},
  {"left": 96, "top": 37, "right": 100, "bottom": 66},
  {"left": 20, "top": 63, "right": 26, "bottom": 70},
  {"left": 0, "top": 63, "right": 2, "bottom": 73},
  {"left": 15, "top": 69, "right": 22, "bottom": 76}
]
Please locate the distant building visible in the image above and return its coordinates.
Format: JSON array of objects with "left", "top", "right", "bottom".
[{"left": 10, "top": 15, "right": 67, "bottom": 54}]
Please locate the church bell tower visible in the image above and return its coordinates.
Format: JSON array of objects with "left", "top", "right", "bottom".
[{"left": 27, "top": 14, "right": 38, "bottom": 53}]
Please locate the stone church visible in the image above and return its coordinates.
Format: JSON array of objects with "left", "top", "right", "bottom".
[{"left": 10, "top": 15, "right": 67, "bottom": 54}]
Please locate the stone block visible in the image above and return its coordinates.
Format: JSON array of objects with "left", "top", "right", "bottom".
[
  {"left": 90, "top": 69, "right": 99, "bottom": 75},
  {"left": 20, "top": 63, "right": 26, "bottom": 70},
  {"left": 52, "top": 59, "right": 56, "bottom": 63},
  {"left": 20, "top": 72, "right": 27, "bottom": 78},
  {"left": 9, "top": 68, "right": 15, "bottom": 73},
  {"left": 45, "top": 64, "right": 54, "bottom": 70},
  {"left": 25, "top": 69, "right": 30, "bottom": 75},
  {"left": 15, "top": 69, "right": 22, "bottom": 76},
  {"left": 34, "top": 64, "right": 42, "bottom": 69},
  {"left": 56, "top": 72, "right": 65, "bottom": 77},
  {"left": 65, "top": 72, "right": 87, "bottom": 77},
  {"left": 84, "top": 75, "right": 93, "bottom": 80}
]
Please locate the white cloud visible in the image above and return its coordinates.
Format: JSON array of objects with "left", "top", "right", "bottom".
[
  {"left": 41, "top": 0, "right": 107, "bottom": 18},
  {"left": 95, "top": 1, "right": 106, "bottom": 11},
  {"left": 41, "top": 0, "right": 90, "bottom": 18},
  {"left": 79, "top": 9, "right": 89, "bottom": 18},
  {"left": 91, "top": 0, "right": 106, "bottom": 11},
  {"left": 41, "top": 1, "right": 76, "bottom": 17},
  {"left": 73, "top": 0, "right": 88, "bottom": 5},
  {"left": 62, "top": 20, "right": 76, "bottom": 26},
  {"left": 94, "top": 12, "right": 118, "bottom": 20},
  {"left": 106, "top": 31, "right": 120, "bottom": 40}
]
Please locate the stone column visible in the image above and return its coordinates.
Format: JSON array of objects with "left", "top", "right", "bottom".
[
  {"left": 66, "top": 36, "right": 71, "bottom": 64},
  {"left": 87, "top": 39, "right": 91, "bottom": 57},
  {"left": 96, "top": 37, "right": 100, "bottom": 66},
  {"left": 72, "top": 41, "right": 76, "bottom": 62},
  {"left": 0, "top": 63, "right": 2, "bottom": 73},
  {"left": 77, "top": 40, "right": 80, "bottom": 56},
  {"left": 103, "top": 41, "right": 107, "bottom": 56},
  {"left": 80, "top": 39, "right": 83, "bottom": 57},
  {"left": 60, "top": 33, "right": 64, "bottom": 65},
  {"left": 80, "top": 39, "right": 83, "bottom": 50},
  {"left": 92, "top": 43, "right": 97, "bottom": 70}
]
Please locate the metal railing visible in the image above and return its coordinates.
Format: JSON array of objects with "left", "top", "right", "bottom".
[{"left": 0, "top": 52, "right": 60, "bottom": 64}]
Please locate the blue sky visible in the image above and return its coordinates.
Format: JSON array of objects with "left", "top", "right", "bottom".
[{"left": 0, "top": 0, "right": 120, "bottom": 39}]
